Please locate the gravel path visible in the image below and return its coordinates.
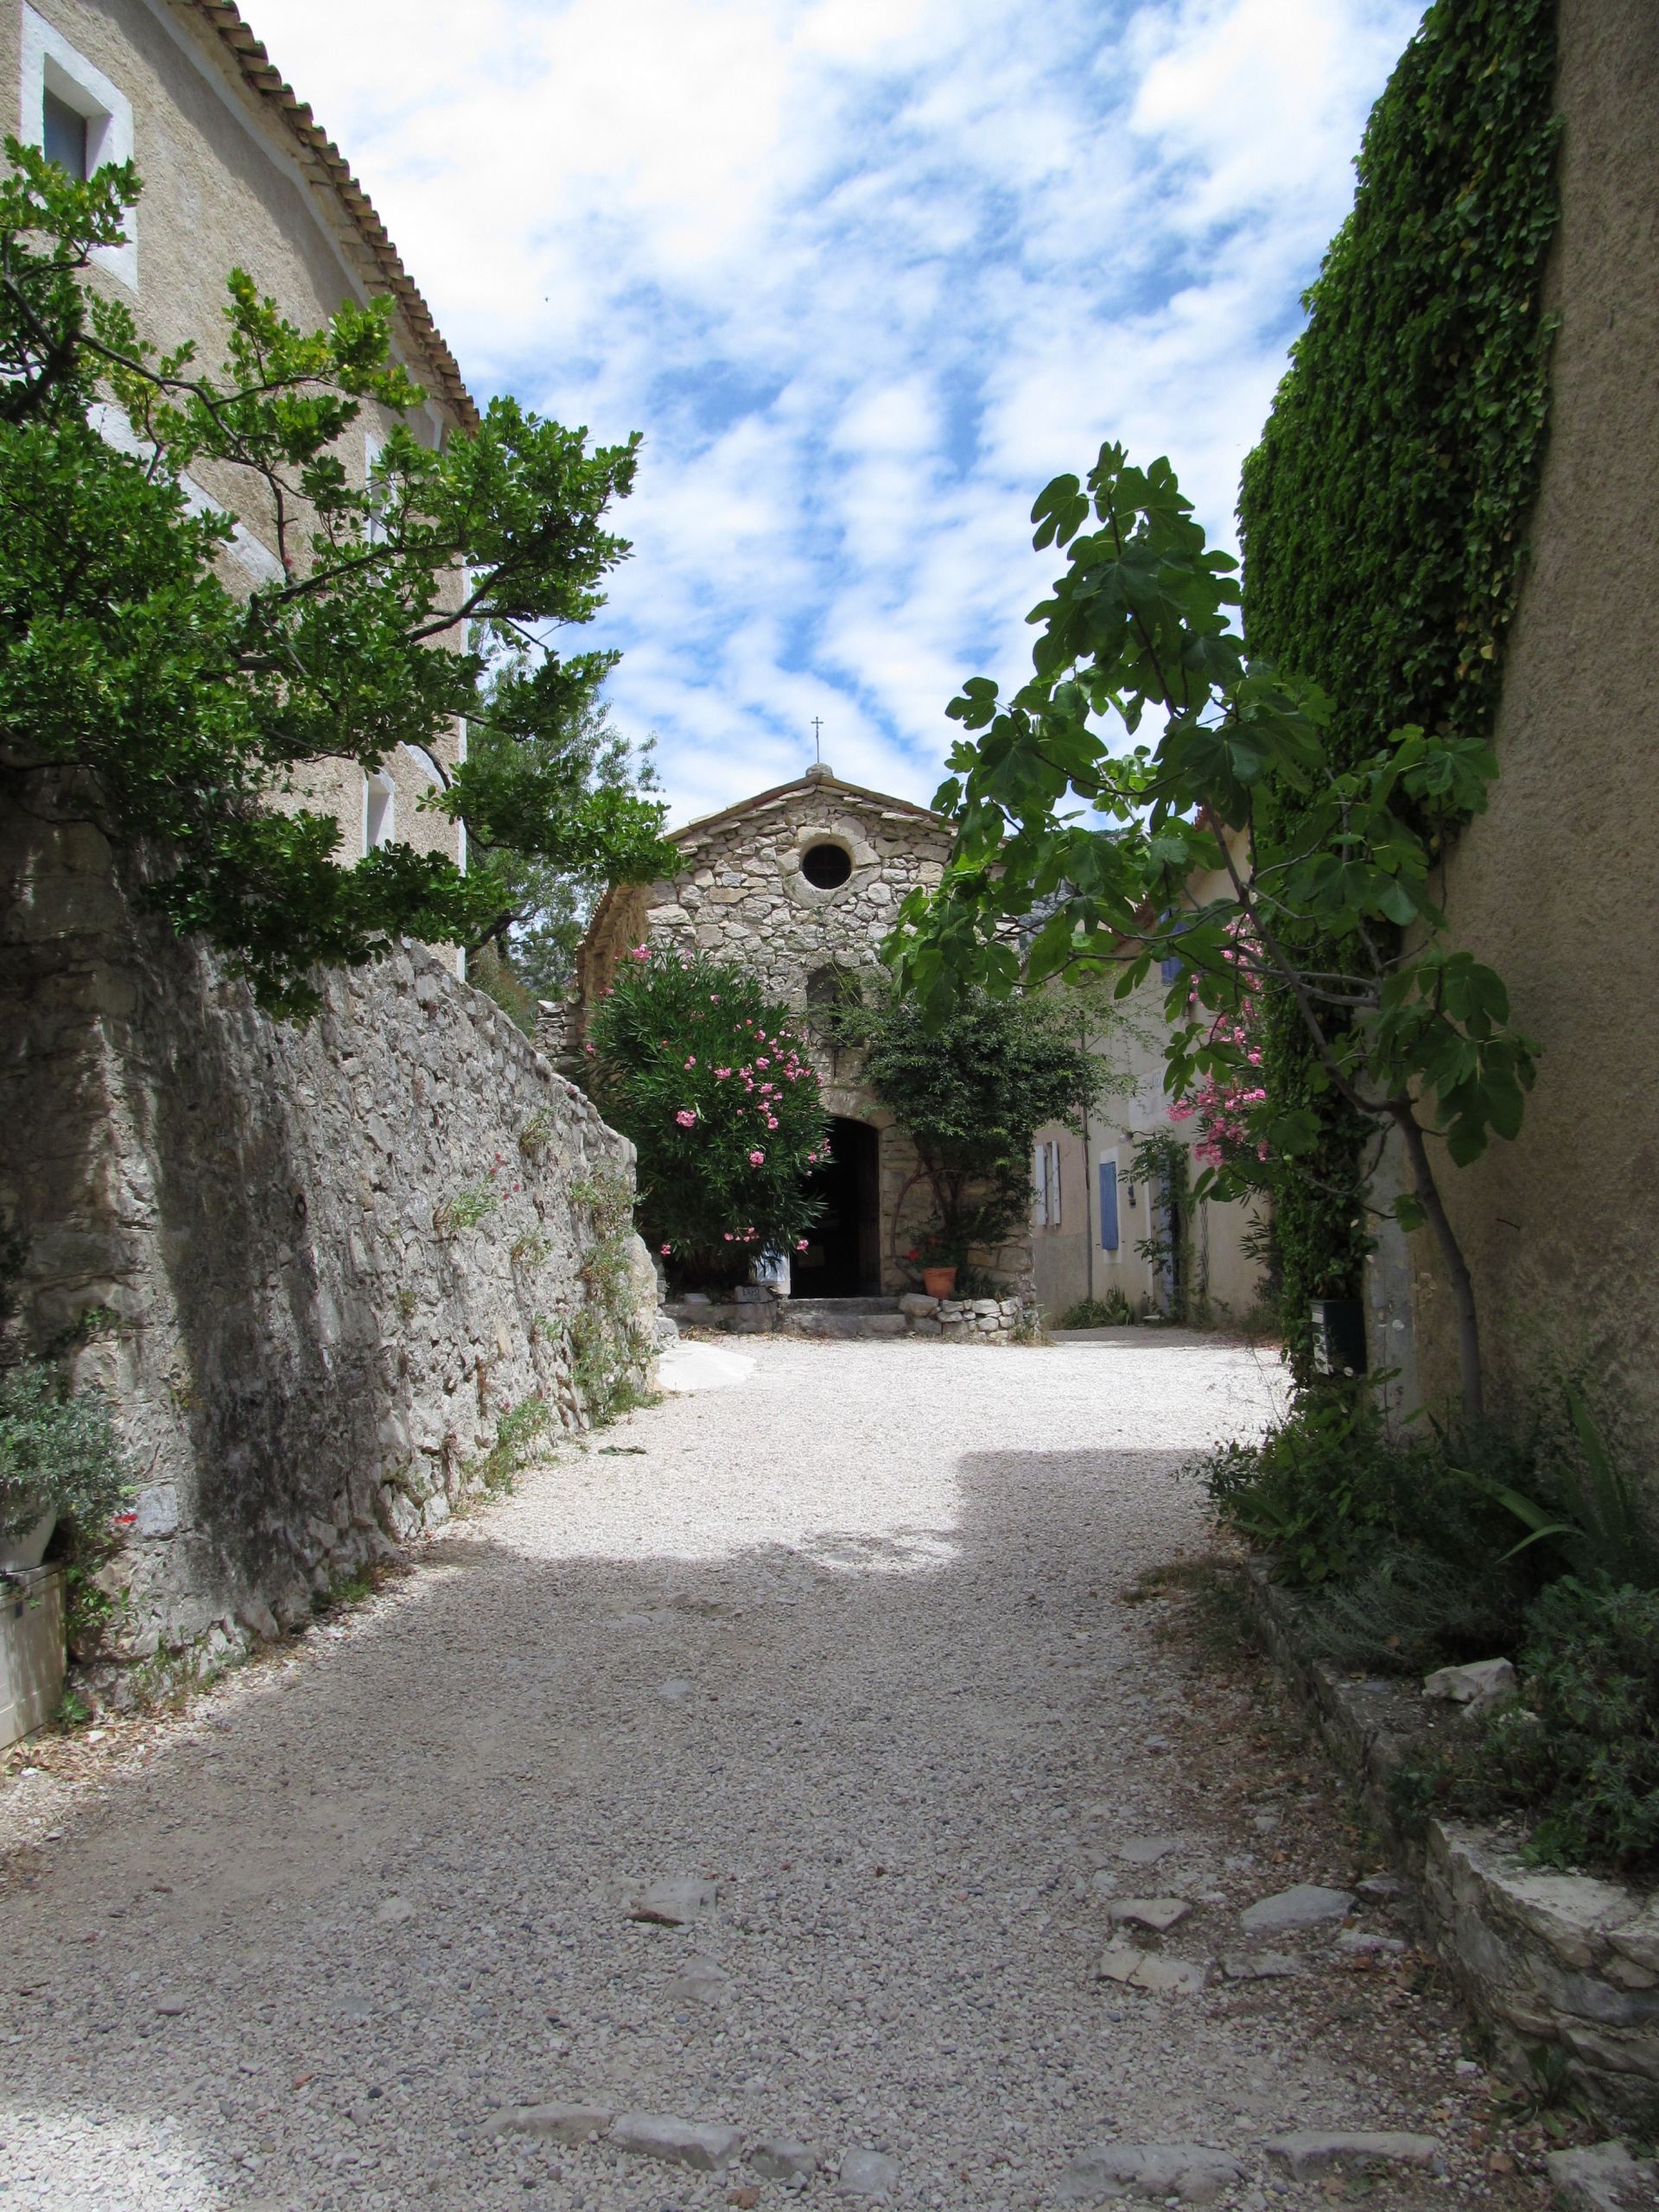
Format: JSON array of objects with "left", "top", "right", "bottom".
[{"left": 0, "top": 1338, "right": 1540, "bottom": 2210}]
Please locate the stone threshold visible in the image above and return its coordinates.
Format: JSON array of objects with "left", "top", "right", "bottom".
[
  {"left": 1242, "top": 1559, "right": 1659, "bottom": 2135},
  {"left": 663, "top": 1290, "right": 1029, "bottom": 1342}
]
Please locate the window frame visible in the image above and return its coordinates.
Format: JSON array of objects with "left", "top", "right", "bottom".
[{"left": 19, "top": 5, "right": 137, "bottom": 289}]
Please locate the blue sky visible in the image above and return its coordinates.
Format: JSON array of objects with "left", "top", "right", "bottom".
[{"left": 262, "top": 0, "right": 1423, "bottom": 824}]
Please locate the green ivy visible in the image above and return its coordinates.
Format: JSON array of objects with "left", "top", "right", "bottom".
[{"left": 1238, "top": 0, "right": 1561, "bottom": 1382}]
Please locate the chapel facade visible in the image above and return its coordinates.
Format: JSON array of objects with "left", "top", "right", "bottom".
[{"left": 562, "top": 763, "right": 1035, "bottom": 1299}]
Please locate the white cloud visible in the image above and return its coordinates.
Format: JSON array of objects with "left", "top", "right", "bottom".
[{"left": 257, "top": 0, "right": 1421, "bottom": 821}]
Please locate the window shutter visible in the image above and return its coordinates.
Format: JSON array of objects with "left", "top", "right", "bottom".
[
  {"left": 1099, "top": 1160, "right": 1120, "bottom": 1250},
  {"left": 1032, "top": 1144, "right": 1048, "bottom": 1229},
  {"left": 1046, "top": 1141, "right": 1062, "bottom": 1230}
]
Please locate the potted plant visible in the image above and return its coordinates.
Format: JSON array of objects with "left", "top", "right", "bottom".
[{"left": 907, "top": 1227, "right": 965, "bottom": 1300}]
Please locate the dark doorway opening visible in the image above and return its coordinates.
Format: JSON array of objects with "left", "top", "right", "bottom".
[{"left": 794, "top": 1116, "right": 880, "bottom": 1295}]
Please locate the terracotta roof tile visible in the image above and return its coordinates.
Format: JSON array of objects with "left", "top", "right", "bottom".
[{"left": 180, "top": 0, "right": 478, "bottom": 430}]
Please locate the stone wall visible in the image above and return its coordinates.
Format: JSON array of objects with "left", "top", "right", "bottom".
[
  {"left": 664, "top": 1289, "right": 1033, "bottom": 1342},
  {"left": 1, "top": 806, "right": 655, "bottom": 1693}
]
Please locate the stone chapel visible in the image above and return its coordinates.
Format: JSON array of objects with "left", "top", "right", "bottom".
[{"left": 556, "top": 764, "right": 1034, "bottom": 1309}]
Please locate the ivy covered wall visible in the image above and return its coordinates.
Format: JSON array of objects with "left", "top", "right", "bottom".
[{"left": 1237, "top": 0, "right": 1561, "bottom": 1382}]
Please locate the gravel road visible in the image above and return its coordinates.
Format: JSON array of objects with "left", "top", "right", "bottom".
[{"left": 0, "top": 1337, "right": 1541, "bottom": 2210}]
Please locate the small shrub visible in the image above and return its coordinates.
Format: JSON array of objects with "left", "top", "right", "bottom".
[
  {"left": 473, "top": 1395, "right": 553, "bottom": 1494},
  {"left": 1059, "top": 1291, "right": 1135, "bottom": 1328},
  {"left": 1394, "top": 1577, "right": 1659, "bottom": 1880},
  {"left": 0, "top": 1361, "right": 131, "bottom": 1549}
]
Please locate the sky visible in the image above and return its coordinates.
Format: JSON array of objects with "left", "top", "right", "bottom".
[{"left": 260, "top": 0, "right": 1424, "bottom": 826}]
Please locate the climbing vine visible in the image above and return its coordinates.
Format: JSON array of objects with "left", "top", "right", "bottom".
[{"left": 1237, "top": 0, "right": 1561, "bottom": 1382}]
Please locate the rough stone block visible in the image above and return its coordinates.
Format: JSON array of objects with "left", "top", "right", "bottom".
[
  {"left": 1262, "top": 2133, "right": 1442, "bottom": 2180},
  {"left": 897, "top": 1293, "right": 938, "bottom": 1318},
  {"left": 859, "top": 1315, "right": 906, "bottom": 1338},
  {"left": 487, "top": 2101, "right": 613, "bottom": 2142},
  {"left": 609, "top": 2113, "right": 743, "bottom": 2171},
  {"left": 1058, "top": 2142, "right": 1243, "bottom": 2203}
]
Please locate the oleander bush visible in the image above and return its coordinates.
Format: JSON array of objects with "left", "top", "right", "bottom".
[{"left": 585, "top": 949, "right": 830, "bottom": 1287}]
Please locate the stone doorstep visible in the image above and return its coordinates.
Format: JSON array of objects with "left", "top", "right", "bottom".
[{"left": 1243, "top": 1562, "right": 1659, "bottom": 2128}]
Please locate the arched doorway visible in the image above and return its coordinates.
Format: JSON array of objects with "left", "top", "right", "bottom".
[{"left": 794, "top": 1117, "right": 880, "bottom": 1295}]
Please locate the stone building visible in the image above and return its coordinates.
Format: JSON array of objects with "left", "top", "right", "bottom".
[{"left": 564, "top": 763, "right": 1036, "bottom": 1313}]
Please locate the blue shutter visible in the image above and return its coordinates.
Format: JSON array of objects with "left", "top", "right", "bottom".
[
  {"left": 1160, "top": 954, "right": 1181, "bottom": 986},
  {"left": 1098, "top": 1160, "right": 1119, "bottom": 1250}
]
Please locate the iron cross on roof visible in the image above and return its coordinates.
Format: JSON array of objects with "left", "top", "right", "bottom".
[{"left": 810, "top": 715, "right": 823, "bottom": 766}]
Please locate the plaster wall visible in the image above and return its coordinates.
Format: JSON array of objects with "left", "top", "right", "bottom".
[
  {"left": 1031, "top": 969, "right": 1265, "bottom": 1325},
  {"left": 1390, "top": 0, "right": 1659, "bottom": 1478},
  {"left": 0, "top": 0, "right": 467, "bottom": 888},
  {"left": 0, "top": 801, "right": 654, "bottom": 1685}
]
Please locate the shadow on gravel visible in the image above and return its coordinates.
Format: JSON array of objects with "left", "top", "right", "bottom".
[{"left": 0, "top": 1439, "right": 1245, "bottom": 2210}]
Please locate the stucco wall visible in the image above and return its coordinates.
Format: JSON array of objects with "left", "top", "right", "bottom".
[
  {"left": 0, "top": 800, "right": 654, "bottom": 1688},
  {"left": 2, "top": 0, "right": 467, "bottom": 890},
  {"left": 1387, "top": 0, "right": 1659, "bottom": 1478},
  {"left": 1031, "top": 969, "right": 1265, "bottom": 1325}
]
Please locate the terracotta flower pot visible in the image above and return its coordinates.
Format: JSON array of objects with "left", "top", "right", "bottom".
[{"left": 921, "top": 1265, "right": 957, "bottom": 1299}]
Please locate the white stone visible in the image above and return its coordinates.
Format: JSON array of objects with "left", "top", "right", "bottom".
[
  {"left": 1221, "top": 1951, "right": 1300, "bottom": 1980},
  {"left": 1422, "top": 1657, "right": 1517, "bottom": 1712},
  {"left": 1059, "top": 2143, "right": 1243, "bottom": 2203},
  {"left": 1545, "top": 2140, "right": 1659, "bottom": 2212},
  {"left": 609, "top": 2113, "right": 743, "bottom": 2170},
  {"left": 1239, "top": 1884, "right": 1353, "bottom": 1934},
  {"left": 836, "top": 2149, "right": 900, "bottom": 2196},
  {"left": 1098, "top": 1939, "right": 1208, "bottom": 1993},
  {"left": 487, "top": 2103, "right": 613, "bottom": 2143},
  {"left": 626, "top": 1875, "right": 717, "bottom": 1924},
  {"left": 1263, "top": 2133, "right": 1442, "bottom": 2179},
  {"left": 752, "top": 2139, "right": 822, "bottom": 2181},
  {"left": 1107, "top": 1897, "right": 1192, "bottom": 1932}
]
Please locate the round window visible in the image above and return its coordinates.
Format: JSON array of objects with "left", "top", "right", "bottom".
[{"left": 800, "top": 841, "right": 853, "bottom": 890}]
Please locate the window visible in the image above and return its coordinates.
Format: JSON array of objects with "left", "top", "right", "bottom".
[
  {"left": 1098, "top": 1155, "right": 1121, "bottom": 1251},
  {"left": 364, "top": 770, "right": 395, "bottom": 854},
  {"left": 800, "top": 840, "right": 853, "bottom": 890},
  {"left": 20, "top": 7, "right": 137, "bottom": 286},
  {"left": 42, "top": 87, "right": 86, "bottom": 178},
  {"left": 1033, "top": 1139, "right": 1062, "bottom": 1230}
]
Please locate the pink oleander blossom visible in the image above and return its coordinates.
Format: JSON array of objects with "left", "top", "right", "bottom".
[
  {"left": 675, "top": 1108, "right": 697, "bottom": 1128},
  {"left": 748, "top": 1149, "right": 766, "bottom": 1166}
]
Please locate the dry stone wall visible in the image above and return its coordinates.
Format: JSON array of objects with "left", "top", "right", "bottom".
[{"left": 1, "top": 808, "right": 655, "bottom": 1696}]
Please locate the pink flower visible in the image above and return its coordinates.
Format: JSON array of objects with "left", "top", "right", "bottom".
[
  {"left": 766, "top": 1116, "right": 778, "bottom": 1129},
  {"left": 756, "top": 1057, "right": 770, "bottom": 1069},
  {"left": 628, "top": 944, "right": 651, "bottom": 961},
  {"left": 723, "top": 1231, "right": 734, "bottom": 1241},
  {"left": 675, "top": 1108, "right": 697, "bottom": 1128},
  {"left": 683, "top": 1056, "right": 696, "bottom": 1068},
  {"left": 660, "top": 1242, "right": 671, "bottom": 1255},
  {"left": 796, "top": 1238, "right": 809, "bottom": 1251},
  {"left": 748, "top": 1149, "right": 766, "bottom": 1166},
  {"left": 715, "top": 1066, "right": 731, "bottom": 1079}
]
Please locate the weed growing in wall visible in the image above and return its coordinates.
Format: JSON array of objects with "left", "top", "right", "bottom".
[{"left": 433, "top": 1181, "right": 499, "bottom": 1237}]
